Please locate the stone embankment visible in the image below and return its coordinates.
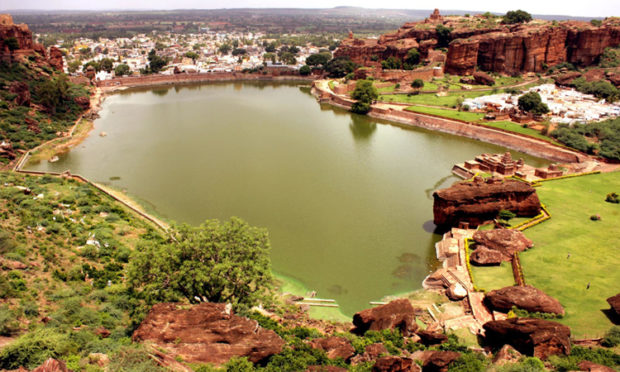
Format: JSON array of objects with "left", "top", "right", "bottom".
[
  {"left": 311, "top": 80, "right": 588, "bottom": 163},
  {"left": 97, "top": 72, "right": 314, "bottom": 91}
]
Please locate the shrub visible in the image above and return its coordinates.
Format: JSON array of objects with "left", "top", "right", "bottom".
[
  {"left": 107, "top": 346, "right": 165, "bottom": 372},
  {"left": 0, "top": 328, "right": 75, "bottom": 369},
  {"left": 602, "top": 326, "right": 620, "bottom": 347},
  {"left": 225, "top": 356, "right": 255, "bottom": 372},
  {"left": 605, "top": 192, "right": 619, "bottom": 204},
  {"left": 448, "top": 352, "right": 488, "bottom": 371},
  {"left": 411, "top": 79, "right": 424, "bottom": 89},
  {"left": 381, "top": 56, "right": 402, "bottom": 70},
  {"left": 498, "top": 209, "right": 516, "bottom": 221},
  {"left": 0, "top": 305, "right": 20, "bottom": 336},
  {"left": 590, "top": 214, "right": 601, "bottom": 221}
]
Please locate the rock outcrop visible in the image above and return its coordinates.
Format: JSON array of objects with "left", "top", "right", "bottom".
[
  {"left": 309, "top": 336, "right": 355, "bottom": 361},
  {"left": 372, "top": 356, "right": 418, "bottom": 372},
  {"left": 31, "top": 358, "right": 69, "bottom": 372},
  {"left": 9, "top": 81, "right": 30, "bottom": 106},
  {"left": 48, "top": 46, "right": 64, "bottom": 71},
  {"left": 492, "top": 344, "right": 522, "bottom": 365},
  {"left": 473, "top": 71, "right": 495, "bottom": 86},
  {"left": 416, "top": 330, "right": 448, "bottom": 346},
  {"left": 420, "top": 351, "right": 461, "bottom": 372},
  {"left": 132, "top": 302, "right": 285, "bottom": 365},
  {"left": 472, "top": 229, "right": 534, "bottom": 260},
  {"left": 484, "top": 285, "right": 565, "bottom": 315},
  {"left": 335, "top": 11, "right": 620, "bottom": 76},
  {"left": 607, "top": 293, "right": 620, "bottom": 317},
  {"left": 433, "top": 178, "right": 541, "bottom": 228},
  {"left": 352, "top": 299, "right": 417, "bottom": 336},
  {"left": 0, "top": 14, "right": 65, "bottom": 68},
  {"left": 470, "top": 245, "right": 505, "bottom": 265},
  {"left": 577, "top": 360, "right": 616, "bottom": 372},
  {"left": 483, "top": 318, "right": 571, "bottom": 359}
]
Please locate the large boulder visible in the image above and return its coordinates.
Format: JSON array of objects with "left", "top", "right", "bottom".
[
  {"left": 421, "top": 351, "right": 461, "bottom": 372},
  {"left": 309, "top": 336, "right": 355, "bottom": 361},
  {"left": 350, "top": 343, "right": 389, "bottom": 365},
  {"left": 31, "top": 359, "right": 69, "bottom": 372},
  {"left": 606, "top": 293, "right": 620, "bottom": 317},
  {"left": 472, "top": 229, "right": 534, "bottom": 260},
  {"left": 484, "top": 285, "right": 565, "bottom": 315},
  {"left": 372, "top": 356, "right": 418, "bottom": 372},
  {"left": 483, "top": 318, "right": 571, "bottom": 359},
  {"left": 470, "top": 245, "right": 505, "bottom": 265},
  {"left": 416, "top": 330, "right": 448, "bottom": 346},
  {"left": 132, "top": 302, "right": 285, "bottom": 365},
  {"left": 473, "top": 71, "right": 495, "bottom": 86},
  {"left": 492, "top": 344, "right": 522, "bottom": 365},
  {"left": 353, "top": 299, "right": 417, "bottom": 336},
  {"left": 433, "top": 178, "right": 541, "bottom": 228}
]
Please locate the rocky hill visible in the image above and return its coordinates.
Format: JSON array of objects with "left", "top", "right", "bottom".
[
  {"left": 335, "top": 10, "right": 620, "bottom": 75},
  {"left": 0, "top": 14, "right": 88, "bottom": 166}
]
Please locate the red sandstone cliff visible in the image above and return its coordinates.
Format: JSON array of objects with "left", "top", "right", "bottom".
[
  {"left": 335, "top": 11, "right": 620, "bottom": 75},
  {"left": 0, "top": 14, "right": 61, "bottom": 69}
]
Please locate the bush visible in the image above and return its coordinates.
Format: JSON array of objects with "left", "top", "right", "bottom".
[
  {"left": 381, "top": 56, "right": 402, "bottom": 70},
  {"left": 411, "top": 79, "right": 424, "bottom": 89},
  {"left": 590, "top": 214, "right": 601, "bottom": 221},
  {"left": 602, "top": 326, "right": 620, "bottom": 347},
  {"left": 573, "top": 77, "right": 619, "bottom": 102},
  {"left": 498, "top": 209, "right": 516, "bottom": 221},
  {"left": 351, "top": 101, "right": 371, "bottom": 114},
  {"left": 299, "top": 65, "right": 311, "bottom": 76},
  {"left": 0, "top": 305, "right": 20, "bottom": 336},
  {"left": 502, "top": 10, "right": 532, "bottom": 24},
  {"left": 605, "top": 192, "right": 619, "bottom": 204},
  {"left": 225, "top": 356, "right": 255, "bottom": 372},
  {"left": 107, "top": 346, "right": 165, "bottom": 372},
  {"left": 448, "top": 352, "right": 488, "bottom": 371},
  {"left": 0, "top": 328, "right": 75, "bottom": 369}
]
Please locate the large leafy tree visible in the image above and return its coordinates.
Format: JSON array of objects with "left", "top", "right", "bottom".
[
  {"left": 502, "top": 10, "right": 532, "bottom": 24},
  {"left": 147, "top": 49, "right": 168, "bottom": 73},
  {"left": 351, "top": 79, "right": 379, "bottom": 114},
  {"left": 306, "top": 52, "right": 331, "bottom": 67},
  {"left": 324, "top": 57, "right": 356, "bottom": 78},
  {"left": 518, "top": 91, "right": 549, "bottom": 115},
  {"left": 127, "top": 217, "right": 274, "bottom": 310}
]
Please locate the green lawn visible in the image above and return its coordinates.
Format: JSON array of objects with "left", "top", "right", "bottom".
[
  {"left": 405, "top": 106, "right": 485, "bottom": 122},
  {"left": 480, "top": 121, "right": 558, "bottom": 143},
  {"left": 519, "top": 172, "right": 620, "bottom": 338},
  {"left": 379, "top": 91, "right": 492, "bottom": 107},
  {"left": 471, "top": 261, "right": 515, "bottom": 291}
]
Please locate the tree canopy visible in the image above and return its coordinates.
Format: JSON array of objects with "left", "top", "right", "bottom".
[
  {"left": 305, "top": 52, "right": 331, "bottom": 67},
  {"left": 518, "top": 91, "right": 549, "bottom": 115},
  {"left": 127, "top": 217, "right": 274, "bottom": 310},
  {"left": 381, "top": 56, "right": 402, "bottom": 70},
  {"left": 147, "top": 49, "right": 168, "bottom": 73},
  {"left": 436, "top": 25, "right": 453, "bottom": 48},
  {"left": 502, "top": 10, "right": 533, "bottom": 24},
  {"left": 351, "top": 79, "right": 378, "bottom": 115},
  {"left": 114, "top": 64, "right": 131, "bottom": 77},
  {"left": 324, "top": 57, "right": 356, "bottom": 78}
]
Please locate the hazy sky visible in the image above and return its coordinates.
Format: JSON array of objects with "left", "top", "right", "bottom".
[{"left": 1, "top": 0, "right": 619, "bottom": 17}]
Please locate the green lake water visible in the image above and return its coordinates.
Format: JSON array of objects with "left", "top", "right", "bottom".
[{"left": 28, "top": 82, "right": 547, "bottom": 316}]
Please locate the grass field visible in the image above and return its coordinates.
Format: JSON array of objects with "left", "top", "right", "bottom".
[
  {"left": 519, "top": 172, "right": 620, "bottom": 338},
  {"left": 470, "top": 261, "right": 515, "bottom": 291},
  {"left": 480, "top": 121, "right": 558, "bottom": 143},
  {"left": 405, "top": 105, "right": 485, "bottom": 122},
  {"left": 379, "top": 91, "right": 492, "bottom": 107}
]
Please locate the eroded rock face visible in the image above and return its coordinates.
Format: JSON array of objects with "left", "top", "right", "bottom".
[
  {"left": 433, "top": 179, "right": 541, "bottom": 228},
  {"left": 132, "top": 302, "right": 285, "bottom": 365},
  {"left": 472, "top": 229, "right": 534, "bottom": 260},
  {"left": 607, "top": 293, "right": 620, "bottom": 317},
  {"left": 31, "top": 358, "right": 69, "bottom": 372},
  {"left": 483, "top": 318, "right": 571, "bottom": 359},
  {"left": 309, "top": 336, "right": 355, "bottom": 361},
  {"left": 372, "top": 356, "right": 417, "bottom": 372},
  {"left": 492, "top": 344, "right": 522, "bottom": 365},
  {"left": 48, "top": 46, "right": 64, "bottom": 71},
  {"left": 9, "top": 81, "right": 30, "bottom": 106},
  {"left": 353, "top": 299, "right": 417, "bottom": 336},
  {"left": 484, "top": 285, "right": 565, "bottom": 315},
  {"left": 470, "top": 245, "right": 505, "bottom": 265}
]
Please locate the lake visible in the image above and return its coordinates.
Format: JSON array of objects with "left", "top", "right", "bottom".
[{"left": 28, "top": 81, "right": 546, "bottom": 316}]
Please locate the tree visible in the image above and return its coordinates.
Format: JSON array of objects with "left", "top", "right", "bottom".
[
  {"left": 436, "top": 25, "right": 453, "bottom": 48},
  {"left": 147, "top": 49, "right": 168, "bottom": 74},
  {"left": 114, "top": 64, "right": 131, "bottom": 77},
  {"left": 381, "top": 56, "right": 402, "bottom": 70},
  {"left": 184, "top": 51, "right": 199, "bottom": 61},
  {"left": 299, "top": 65, "right": 311, "bottom": 76},
  {"left": 67, "top": 60, "right": 82, "bottom": 74},
  {"left": 128, "top": 217, "right": 274, "bottom": 310},
  {"left": 231, "top": 48, "right": 247, "bottom": 56},
  {"left": 82, "top": 60, "right": 101, "bottom": 73},
  {"left": 411, "top": 79, "right": 424, "bottom": 89},
  {"left": 37, "top": 75, "right": 69, "bottom": 114},
  {"left": 218, "top": 43, "right": 232, "bottom": 55},
  {"left": 279, "top": 52, "right": 296, "bottom": 65},
  {"left": 100, "top": 58, "right": 114, "bottom": 73},
  {"left": 518, "top": 92, "right": 549, "bottom": 115},
  {"left": 502, "top": 10, "right": 533, "bottom": 24},
  {"left": 306, "top": 52, "right": 331, "bottom": 67},
  {"left": 263, "top": 53, "right": 276, "bottom": 64},
  {"left": 324, "top": 57, "right": 357, "bottom": 78},
  {"left": 404, "top": 48, "right": 420, "bottom": 68},
  {"left": 350, "top": 79, "right": 379, "bottom": 115}
]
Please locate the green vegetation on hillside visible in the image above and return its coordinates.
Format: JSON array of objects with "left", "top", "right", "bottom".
[
  {"left": 550, "top": 118, "right": 620, "bottom": 160},
  {"left": 0, "top": 60, "right": 89, "bottom": 164}
]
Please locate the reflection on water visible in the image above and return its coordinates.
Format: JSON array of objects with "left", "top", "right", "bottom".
[{"left": 28, "top": 82, "right": 548, "bottom": 315}]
